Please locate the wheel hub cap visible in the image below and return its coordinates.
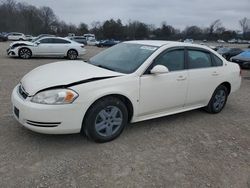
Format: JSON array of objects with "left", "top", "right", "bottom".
[{"left": 95, "top": 106, "right": 123, "bottom": 137}]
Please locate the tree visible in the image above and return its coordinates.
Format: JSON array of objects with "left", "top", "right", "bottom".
[
  {"left": 183, "top": 25, "right": 203, "bottom": 39},
  {"left": 209, "top": 20, "right": 222, "bottom": 34},
  {"left": 78, "top": 22, "right": 89, "bottom": 35},
  {"left": 239, "top": 17, "right": 250, "bottom": 38},
  {"left": 39, "top": 6, "right": 57, "bottom": 33}
]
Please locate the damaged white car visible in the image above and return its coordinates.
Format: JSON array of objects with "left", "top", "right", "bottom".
[
  {"left": 11, "top": 41, "right": 241, "bottom": 142},
  {"left": 7, "top": 37, "right": 86, "bottom": 60}
]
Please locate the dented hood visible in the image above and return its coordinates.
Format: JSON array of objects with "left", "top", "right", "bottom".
[{"left": 21, "top": 61, "right": 124, "bottom": 95}]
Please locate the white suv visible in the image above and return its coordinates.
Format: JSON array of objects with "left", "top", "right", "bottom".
[{"left": 7, "top": 32, "right": 26, "bottom": 41}]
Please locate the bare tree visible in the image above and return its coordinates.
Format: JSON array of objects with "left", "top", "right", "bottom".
[
  {"left": 209, "top": 19, "right": 222, "bottom": 35},
  {"left": 239, "top": 17, "right": 250, "bottom": 38}
]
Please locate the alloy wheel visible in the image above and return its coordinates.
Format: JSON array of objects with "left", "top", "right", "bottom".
[
  {"left": 19, "top": 48, "right": 31, "bottom": 59},
  {"left": 213, "top": 89, "right": 226, "bottom": 111},
  {"left": 94, "top": 106, "right": 123, "bottom": 137}
]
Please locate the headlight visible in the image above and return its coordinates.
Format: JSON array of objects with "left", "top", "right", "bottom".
[{"left": 31, "top": 89, "right": 78, "bottom": 105}]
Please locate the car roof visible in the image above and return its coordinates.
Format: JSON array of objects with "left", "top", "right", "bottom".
[{"left": 124, "top": 40, "right": 211, "bottom": 49}]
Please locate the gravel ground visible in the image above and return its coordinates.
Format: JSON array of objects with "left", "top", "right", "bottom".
[{"left": 0, "top": 41, "right": 250, "bottom": 188}]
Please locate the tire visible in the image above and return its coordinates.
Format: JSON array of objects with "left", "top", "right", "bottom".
[
  {"left": 83, "top": 97, "right": 128, "bottom": 143},
  {"left": 18, "top": 48, "right": 32, "bottom": 59},
  {"left": 204, "top": 85, "right": 228, "bottom": 114},
  {"left": 67, "top": 49, "right": 78, "bottom": 60}
]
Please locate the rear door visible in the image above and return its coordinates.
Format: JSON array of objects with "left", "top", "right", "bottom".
[
  {"left": 185, "top": 48, "right": 224, "bottom": 107},
  {"left": 50, "top": 38, "right": 71, "bottom": 55}
]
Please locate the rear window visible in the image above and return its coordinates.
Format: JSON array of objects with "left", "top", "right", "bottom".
[{"left": 188, "top": 50, "right": 212, "bottom": 69}]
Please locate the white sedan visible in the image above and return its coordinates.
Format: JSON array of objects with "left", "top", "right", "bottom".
[
  {"left": 7, "top": 37, "right": 86, "bottom": 60},
  {"left": 11, "top": 41, "right": 241, "bottom": 142}
]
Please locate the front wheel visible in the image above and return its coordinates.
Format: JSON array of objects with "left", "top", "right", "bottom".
[
  {"left": 204, "top": 85, "right": 228, "bottom": 114},
  {"left": 83, "top": 97, "right": 128, "bottom": 143},
  {"left": 19, "top": 48, "right": 32, "bottom": 59}
]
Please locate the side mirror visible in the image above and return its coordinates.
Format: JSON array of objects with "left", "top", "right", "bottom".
[
  {"left": 150, "top": 65, "right": 169, "bottom": 74},
  {"left": 35, "top": 42, "right": 40, "bottom": 46}
]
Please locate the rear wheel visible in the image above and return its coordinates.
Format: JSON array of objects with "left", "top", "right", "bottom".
[
  {"left": 83, "top": 97, "right": 128, "bottom": 143},
  {"left": 19, "top": 48, "right": 32, "bottom": 59},
  {"left": 67, "top": 49, "right": 78, "bottom": 60},
  {"left": 205, "top": 85, "right": 228, "bottom": 114}
]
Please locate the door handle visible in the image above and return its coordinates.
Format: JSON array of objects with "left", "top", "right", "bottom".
[
  {"left": 212, "top": 71, "right": 219, "bottom": 76},
  {"left": 177, "top": 75, "right": 187, "bottom": 81}
]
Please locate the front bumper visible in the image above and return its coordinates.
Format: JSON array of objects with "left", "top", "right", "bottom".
[
  {"left": 7, "top": 48, "right": 18, "bottom": 57},
  {"left": 11, "top": 85, "right": 85, "bottom": 134}
]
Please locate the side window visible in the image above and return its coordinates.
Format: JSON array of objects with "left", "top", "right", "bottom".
[
  {"left": 212, "top": 54, "right": 223, "bottom": 66},
  {"left": 39, "top": 38, "right": 51, "bottom": 44},
  {"left": 154, "top": 50, "right": 185, "bottom": 71},
  {"left": 188, "top": 50, "right": 212, "bottom": 69},
  {"left": 52, "top": 39, "right": 71, "bottom": 44}
]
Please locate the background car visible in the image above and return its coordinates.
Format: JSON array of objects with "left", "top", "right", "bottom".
[
  {"left": 0, "top": 33, "right": 8, "bottom": 42},
  {"left": 25, "top": 35, "right": 34, "bottom": 41},
  {"left": 7, "top": 32, "right": 26, "bottom": 41},
  {"left": 183, "top": 39, "right": 194, "bottom": 43},
  {"left": 230, "top": 50, "right": 250, "bottom": 69},
  {"left": 97, "top": 39, "right": 119, "bottom": 47},
  {"left": 7, "top": 37, "right": 86, "bottom": 60},
  {"left": 87, "top": 38, "right": 98, "bottom": 46},
  {"left": 68, "top": 36, "right": 87, "bottom": 45},
  {"left": 217, "top": 47, "right": 243, "bottom": 60},
  {"left": 217, "top": 39, "right": 225, "bottom": 43}
]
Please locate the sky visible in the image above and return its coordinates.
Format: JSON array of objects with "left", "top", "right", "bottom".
[{"left": 16, "top": 0, "right": 250, "bottom": 30}]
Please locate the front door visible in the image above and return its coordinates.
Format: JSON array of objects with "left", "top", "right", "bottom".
[{"left": 139, "top": 49, "right": 188, "bottom": 116}]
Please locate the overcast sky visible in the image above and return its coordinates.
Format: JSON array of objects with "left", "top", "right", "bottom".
[{"left": 17, "top": 0, "right": 250, "bottom": 30}]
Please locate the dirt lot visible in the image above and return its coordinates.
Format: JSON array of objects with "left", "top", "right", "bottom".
[{"left": 0, "top": 41, "right": 250, "bottom": 188}]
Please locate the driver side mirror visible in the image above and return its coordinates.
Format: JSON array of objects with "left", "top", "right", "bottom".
[
  {"left": 150, "top": 65, "right": 169, "bottom": 74},
  {"left": 35, "top": 41, "right": 40, "bottom": 46}
]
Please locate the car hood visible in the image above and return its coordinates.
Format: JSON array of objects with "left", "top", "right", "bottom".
[
  {"left": 21, "top": 61, "right": 124, "bottom": 95},
  {"left": 10, "top": 41, "right": 34, "bottom": 47}
]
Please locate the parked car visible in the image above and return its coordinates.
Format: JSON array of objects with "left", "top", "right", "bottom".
[
  {"left": 7, "top": 32, "right": 26, "bottom": 41},
  {"left": 97, "top": 39, "right": 119, "bottom": 47},
  {"left": 25, "top": 35, "right": 34, "bottom": 41},
  {"left": 68, "top": 36, "right": 87, "bottom": 45},
  {"left": 0, "top": 33, "right": 8, "bottom": 42},
  {"left": 230, "top": 50, "right": 250, "bottom": 69},
  {"left": 228, "top": 39, "right": 237, "bottom": 43},
  {"left": 87, "top": 39, "right": 98, "bottom": 46},
  {"left": 83, "top": 33, "right": 95, "bottom": 41},
  {"left": 7, "top": 37, "right": 85, "bottom": 59},
  {"left": 11, "top": 41, "right": 241, "bottom": 142},
  {"left": 217, "top": 39, "right": 225, "bottom": 43},
  {"left": 183, "top": 39, "right": 194, "bottom": 43},
  {"left": 217, "top": 47, "right": 243, "bottom": 61}
]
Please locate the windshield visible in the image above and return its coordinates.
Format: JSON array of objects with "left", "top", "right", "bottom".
[
  {"left": 89, "top": 43, "right": 158, "bottom": 73},
  {"left": 31, "top": 37, "right": 39, "bottom": 43},
  {"left": 217, "top": 48, "right": 230, "bottom": 54}
]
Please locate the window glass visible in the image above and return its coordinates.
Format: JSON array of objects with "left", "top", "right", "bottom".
[
  {"left": 89, "top": 43, "right": 158, "bottom": 74},
  {"left": 154, "top": 50, "right": 185, "bottom": 71},
  {"left": 52, "top": 38, "right": 70, "bottom": 44},
  {"left": 188, "top": 50, "right": 212, "bottom": 69},
  {"left": 39, "top": 38, "right": 51, "bottom": 43},
  {"left": 213, "top": 54, "right": 223, "bottom": 66}
]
